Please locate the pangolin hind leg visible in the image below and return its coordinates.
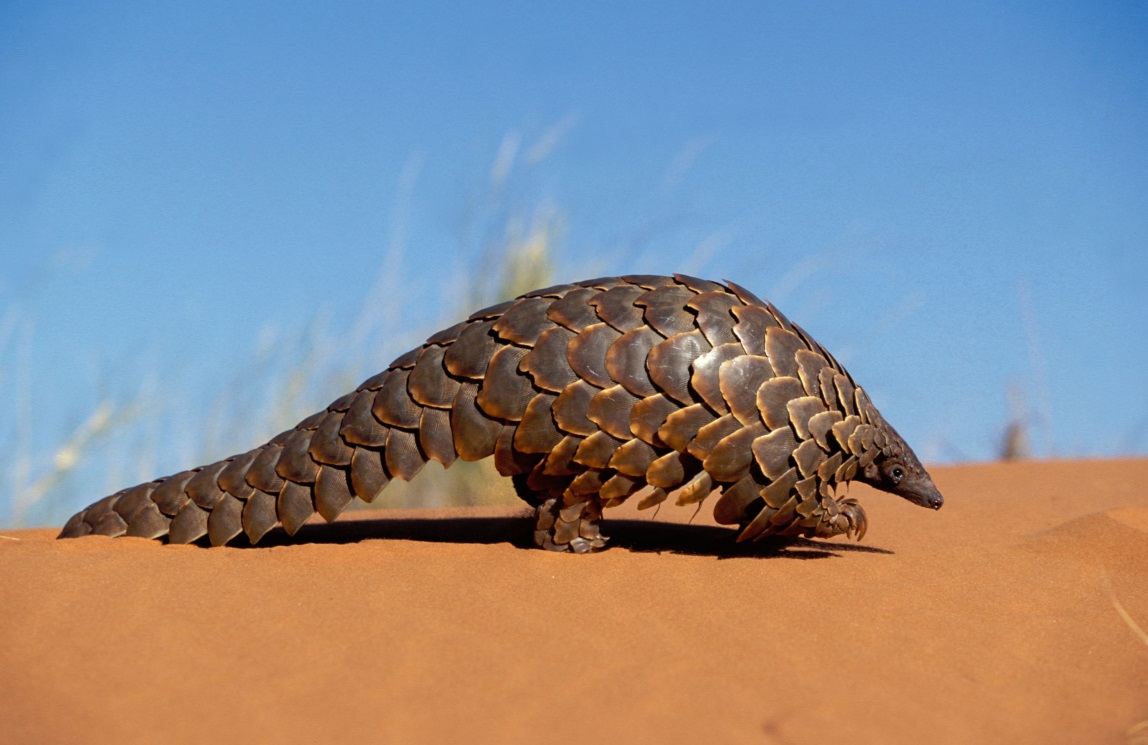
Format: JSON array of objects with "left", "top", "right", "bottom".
[{"left": 512, "top": 474, "right": 608, "bottom": 553}]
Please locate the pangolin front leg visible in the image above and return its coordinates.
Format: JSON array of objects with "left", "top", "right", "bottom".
[
  {"left": 59, "top": 273, "right": 942, "bottom": 550},
  {"left": 736, "top": 493, "right": 868, "bottom": 542}
]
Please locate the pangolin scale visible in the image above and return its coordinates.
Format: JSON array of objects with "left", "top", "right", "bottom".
[{"left": 59, "top": 274, "right": 943, "bottom": 552}]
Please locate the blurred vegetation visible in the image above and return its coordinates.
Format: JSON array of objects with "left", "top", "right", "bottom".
[
  {"left": 355, "top": 207, "right": 563, "bottom": 514},
  {"left": 998, "top": 385, "right": 1033, "bottom": 461},
  {"left": 0, "top": 132, "right": 571, "bottom": 529}
]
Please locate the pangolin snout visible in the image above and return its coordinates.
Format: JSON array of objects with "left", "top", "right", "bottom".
[{"left": 899, "top": 479, "right": 944, "bottom": 510}]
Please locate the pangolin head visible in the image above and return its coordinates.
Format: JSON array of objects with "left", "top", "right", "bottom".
[{"left": 857, "top": 419, "right": 943, "bottom": 510}]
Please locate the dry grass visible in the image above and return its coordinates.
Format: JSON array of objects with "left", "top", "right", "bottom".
[
  {"left": 8, "top": 399, "right": 145, "bottom": 523},
  {"left": 0, "top": 129, "right": 575, "bottom": 529},
  {"left": 0, "top": 294, "right": 146, "bottom": 527}
]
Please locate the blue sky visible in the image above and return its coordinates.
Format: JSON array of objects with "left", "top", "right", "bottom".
[{"left": 2, "top": 1, "right": 1146, "bottom": 524}]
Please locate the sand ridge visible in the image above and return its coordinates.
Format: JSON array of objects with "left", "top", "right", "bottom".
[{"left": 1, "top": 458, "right": 1146, "bottom": 744}]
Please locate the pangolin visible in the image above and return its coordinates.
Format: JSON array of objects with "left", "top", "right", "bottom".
[{"left": 59, "top": 274, "right": 943, "bottom": 553}]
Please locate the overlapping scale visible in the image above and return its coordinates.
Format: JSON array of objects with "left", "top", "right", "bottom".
[
  {"left": 586, "top": 385, "right": 640, "bottom": 441},
  {"left": 276, "top": 429, "right": 319, "bottom": 484},
  {"left": 637, "top": 487, "right": 669, "bottom": 510},
  {"left": 831, "top": 415, "right": 863, "bottom": 452},
  {"left": 646, "top": 451, "right": 692, "bottom": 489},
  {"left": 580, "top": 276, "right": 627, "bottom": 291},
  {"left": 636, "top": 285, "right": 696, "bottom": 337},
  {"left": 573, "top": 431, "right": 622, "bottom": 469},
  {"left": 242, "top": 490, "right": 278, "bottom": 543},
  {"left": 756, "top": 377, "right": 805, "bottom": 430},
  {"left": 218, "top": 451, "right": 258, "bottom": 499},
  {"left": 687, "top": 414, "right": 741, "bottom": 461},
  {"left": 208, "top": 494, "right": 244, "bottom": 546},
  {"left": 443, "top": 320, "right": 499, "bottom": 379},
  {"left": 751, "top": 427, "right": 799, "bottom": 480},
  {"left": 672, "top": 273, "right": 724, "bottom": 293},
  {"left": 388, "top": 346, "right": 422, "bottom": 370},
  {"left": 620, "top": 274, "right": 674, "bottom": 290},
  {"left": 765, "top": 327, "right": 805, "bottom": 378},
  {"left": 600, "top": 473, "right": 642, "bottom": 502},
  {"left": 717, "top": 355, "right": 774, "bottom": 425},
  {"left": 730, "top": 305, "right": 777, "bottom": 356},
  {"left": 795, "top": 349, "right": 829, "bottom": 398},
  {"left": 792, "top": 438, "right": 827, "bottom": 478},
  {"left": 168, "top": 501, "right": 207, "bottom": 544},
  {"left": 151, "top": 470, "right": 196, "bottom": 515},
  {"left": 552, "top": 380, "right": 598, "bottom": 436},
  {"left": 520, "top": 327, "right": 577, "bottom": 392},
  {"left": 648, "top": 330, "right": 711, "bottom": 405},
  {"left": 408, "top": 346, "right": 460, "bottom": 408},
  {"left": 674, "top": 470, "right": 713, "bottom": 507},
  {"left": 491, "top": 296, "right": 553, "bottom": 346},
  {"left": 385, "top": 428, "right": 426, "bottom": 481},
  {"left": 424, "top": 320, "right": 468, "bottom": 346},
  {"left": 629, "top": 394, "right": 678, "bottom": 447},
  {"left": 658, "top": 403, "right": 717, "bottom": 453},
  {"left": 723, "top": 280, "right": 767, "bottom": 307},
  {"left": 186, "top": 462, "right": 228, "bottom": 509},
  {"left": 545, "top": 287, "right": 599, "bottom": 331},
  {"left": 608, "top": 438, "right": 657, "bottom": 477},
  {"left": 690, "top": 343, "right": 744, "bottom": 414},
  {"left": 124, "top": 502, "right": 169, "bottom": 539},
  {"left": 702, "top": 421, "right": 765, "bottom": 483},
  {"left": 468, "top": 299, "right": 515, "bottom": 321},
  {"left": 476, "top": 345, "right": 535, "bottom": 421},
  {"left": 513, "top": 393, "right": 562, "bottom": 454},
  {"left": 418, "top": 407, "right": 456, "bottom": 467},
  {"left": 543, "top": 435, "right": 583, "bottom": 476},
  {"left": 314, "top": 466, "right": 354, "bottom": 522},
  {"left": 566, "top": 323, "right": 621, "bottom": 389},
  {"left": 685, "top": 291, "right": 740, "bottom": 346},
  {"left": 277, "top": 481, "right": 315, "bottom": 535},
  {"left": 523, "top": 282, "right": 579, "bottom": 298},
  {"left": 712, "top": 474, "right": 759, "bottom": 525},
  {"left": 308, "top": 411, "right": 353, "bottom": 467},
  {"left": 604, "top": 327, "right": 661, "bottom": 397},
  {"left": 450, "top": 383, "right": 501, "bottom": 461},
  {"left": 340, "top": 391, "right": 391, "bottom": 447},
  {"left": 589, "top": 285, "right": 645, "bottom": 332},
  {"left": 833, "top": 373, "right": 858, "bottom": 417},
  {"left": 372, "top": 370, "right": 422, "bottom": 428},
  {"left": 787, "top": 396, "right": 829, "bottom": 441},
  {"left": 349, "top": 447, "right": 389, "bottom": 502},
  {"left": 242, "top": 440, "right": 284, "bottom": 493}
]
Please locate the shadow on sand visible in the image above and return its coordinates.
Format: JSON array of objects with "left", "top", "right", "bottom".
[{"left": 230, "top": 512, "right": 892, "bottom": 560}]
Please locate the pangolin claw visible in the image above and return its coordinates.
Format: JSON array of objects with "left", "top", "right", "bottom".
[{"left": 842, "top": 498, "right": 868, "bottom": 541}]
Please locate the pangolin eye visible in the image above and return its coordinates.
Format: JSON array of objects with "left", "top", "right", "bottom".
[{"left": 891, "top": 467, "right": 905, "bottom": 483}]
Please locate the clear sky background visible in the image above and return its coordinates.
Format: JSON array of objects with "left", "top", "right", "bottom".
[{"left": 2, "top": 1, "right": 1146, "bottom": 525}]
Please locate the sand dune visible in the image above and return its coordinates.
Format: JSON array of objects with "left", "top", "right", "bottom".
[{"left": 1, "top": 458, "right": 1145, "bottom": 744}]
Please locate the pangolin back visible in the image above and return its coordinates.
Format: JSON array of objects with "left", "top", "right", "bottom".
[{"left": 59, "top": 274, "right": 942, "bottom": 552}]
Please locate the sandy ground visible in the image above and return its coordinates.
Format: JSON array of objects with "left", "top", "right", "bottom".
[{"left": 1, "top": 458, "right": 1146, "bottom": 745}]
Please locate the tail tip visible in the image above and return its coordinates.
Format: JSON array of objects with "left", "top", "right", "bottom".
[{"left": 58, "top": 510, "right": 92, "bottom": 539}]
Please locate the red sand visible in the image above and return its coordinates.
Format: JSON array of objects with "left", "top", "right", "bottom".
[{"left": 2, "top": 458, "right": 1146, "bottom": 744}]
